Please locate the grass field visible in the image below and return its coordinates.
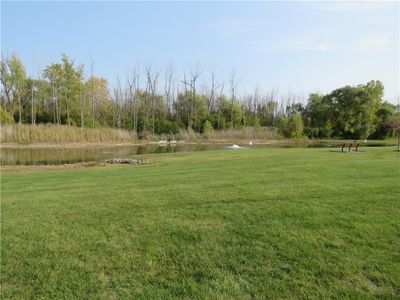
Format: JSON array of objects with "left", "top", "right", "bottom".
[{"left": 1, "top": 147, "right": 399, "bottom": 298}]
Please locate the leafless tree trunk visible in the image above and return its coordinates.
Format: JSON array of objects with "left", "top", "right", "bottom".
[
  {"left": 217, "top": 82, "right": 224, "bottom": 130},
  {"left": 128, "top": 66, "right": 140, "bottom": 133},
  {"left": 182, "top": 69, "right": 200, "bottom": 129},
  {"left": 31, "top": 81, "right": 35, "bottom": 125},
  {"left": 80, "top": 83, "right": 84, "bottom": 128},
  {"left": 64, "top": 86, "right": 70, "bottom": 126},
  {"left": 164, "top": 64, "right": 174, "bottom": 119},
  {"left": 253, "top": 87, "right": 259, "bottom": 127},
  {"left": 229, "top": 71, "right": 239, "bottom": 128},
  {"left": 113, "top": 78, "right": 123, "bottom": 129},
  {"left": 145, "top": 65, "right": 160, "bottom": 135},
  {"left": 16, "top": 77, "right": 22, "bottom": 124},
  {"left": 207, "top": 68, "right": 217, "bottom": 116},
  {"left": 91, "top": 60, "right": 95, "bottom": 128}
]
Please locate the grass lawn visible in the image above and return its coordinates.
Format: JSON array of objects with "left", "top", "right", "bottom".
[{"left": 1, "top": 147, "right": 399, "bottom": 298}]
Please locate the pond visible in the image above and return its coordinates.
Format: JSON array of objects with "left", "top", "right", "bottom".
[{"left": 0, "top": 142, "right": 395, "bottom": 165}]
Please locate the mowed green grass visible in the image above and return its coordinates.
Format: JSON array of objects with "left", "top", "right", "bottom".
[{"left": 1, "top": 147, "right": 399, "bottom": 299}]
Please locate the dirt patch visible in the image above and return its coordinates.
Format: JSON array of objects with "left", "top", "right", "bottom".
[{"left": 0, "top": 161, "right": 152, "bottom": 173}]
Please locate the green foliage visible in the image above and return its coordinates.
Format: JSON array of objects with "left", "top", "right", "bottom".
[
  {"left": 202, "top": 120, "right": 213, "bottom": 134},
  {"left": 304, "top": 81, "right": 392, "bottom": 139},
  {"left": 0, "top": 54, "right": 396, "bottom": 139},
  {"left": 174, "top": 92, "right": 208, "bottom": 130},
  {"left": 0, "top": 105, "right": 14, "bottom": 124},
  {"left": 370, "top": 102, "right": 397, "bottom": 139},
  {"left": 155, "top": 119, "right": 180, "bottom": 135},
  {"left": 279, "top": 113, "right": 304, "bottom": 138}
]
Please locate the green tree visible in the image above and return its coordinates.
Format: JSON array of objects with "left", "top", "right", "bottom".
[
  {"left": 279, "top": 113, "right": 304, "bottom": 138},
  {"left": 370, "top": 102, "right": 396, "bottom": 139},
  {"left": 1, "top": 54, "right": 27, "bottom": 123},
  {"left": 174, "top": 92, "right": 207, "bottom": 131},
  {"left": 202, "top": 120, "right": 213, "bottom": 134},
  {"left": 330, "top": 81, "right": 383, "bottom": 139},
  {"left": 0, "top": 105, "right": 13, "bottom": 124}
]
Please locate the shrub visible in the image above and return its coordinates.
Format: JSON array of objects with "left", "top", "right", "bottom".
[
  {"left": 0, "top": 106, "right": 14, "bottom": 124},
  {"left": 202, "top": 120, "right": 213, "bottom": 134}
]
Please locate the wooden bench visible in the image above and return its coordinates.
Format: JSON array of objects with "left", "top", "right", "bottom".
[{"left": 340, "top": 142, "right": 359, "bottom": 152}]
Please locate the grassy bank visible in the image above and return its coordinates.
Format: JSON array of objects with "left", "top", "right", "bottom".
[
  {"left": 0, "top": 124, "right": 136, "bottom": 144},
  {"left": 2, "top": 147, "right": 399, "bottom": 298}
]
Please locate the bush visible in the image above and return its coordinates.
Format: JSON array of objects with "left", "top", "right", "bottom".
[
  {"left": 0, "top": 106, "right": 14, "bottom": 124},
  {"left": 279, "top": 114, "right": 304, "bottom": 138},
  {"left": 202, "top": 120, "right": 213, "bottom": 134},
  {"left": 155, "top": 119, "right": 180, "bottom": 135}
]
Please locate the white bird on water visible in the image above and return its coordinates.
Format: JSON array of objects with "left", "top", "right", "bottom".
[
  {"left": 232, "top": 144, "right": 240, "bottom": 149},
  {"left": 249, "top": 141, "right": 253, "bottom": 146}
]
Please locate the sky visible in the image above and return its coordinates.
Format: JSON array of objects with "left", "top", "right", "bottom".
[{"left": 1, "top": 1, "right": 399, "bottom": 102}]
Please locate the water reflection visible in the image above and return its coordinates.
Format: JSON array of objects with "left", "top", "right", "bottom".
[
  {"left": 0, "top": 142, "right": 394, "bottom": 165},
  {"left": 0, "top": 144, "right": 220, "bottom": 165}
]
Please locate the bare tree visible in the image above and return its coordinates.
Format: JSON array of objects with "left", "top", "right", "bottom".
[
  {"left": 145, "top": 65, "right": 160, "bottom": 135},
  {"left": 127, "top": 65, "right": 140, "bottom": 133},
  {"left": 80, "top": 79, "right": 85, "bottom": 128},
  {"left": 217, "top": 82, "right": 225, "bottom": 130},
  {"left": 182, "top": 67, "right": 201, "bottom": 129},
  {"left": 164, "top": 64, "right": 174, "bottom": 119},
  {"left": 253, "top": 87, "right": 260, "bottom": 127},
  {"left": 31, "top": 80, "right": 35, "bottom": 125},
  {"left": 229, "top": 71, "right": 239, "bottom": 128},
  {"left": 113, "top": 77, "right": 124, "bottom": 129},
  {"left": 91, "top": 59, "right": 95, "bottom": 128},
  {"left": 207, "top": 67, "right": 223, "bottom": 116}
]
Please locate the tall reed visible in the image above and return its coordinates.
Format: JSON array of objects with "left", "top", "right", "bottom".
[{"left": 0, "top": 124, "right": 136, "bottom": 144}]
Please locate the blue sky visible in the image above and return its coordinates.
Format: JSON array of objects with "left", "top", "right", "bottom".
[{"left": 1, "top": 1, "right": 399, "bottom": 102}]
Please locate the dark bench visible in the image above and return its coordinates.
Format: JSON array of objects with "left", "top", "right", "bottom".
[{"left": 340, "top": 142, "right": 359, "bottom": 152}]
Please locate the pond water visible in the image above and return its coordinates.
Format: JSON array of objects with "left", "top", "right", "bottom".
[{"left": 0, "top": 142, "right": 394, "bottom": 165}]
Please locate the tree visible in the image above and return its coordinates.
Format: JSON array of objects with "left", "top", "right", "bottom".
[
  {"left": 370, "top": 102, "right": 396, "bottom": 139},
  {"left": 0, "top": 105, "right": 13, "bottom": 124},
  {"left": 85, "top": 77, "right": 112, "bottom": 127},
  {"left": 229, "top": 71, "right": 239, "bottom": 128},
  {"left": 6, "top": 54, "right": 27, "bottom": 123},
  {"left": 43, "top": 55, "right": 83, "bottom": 125},
  {"left": 385, "top": 114, "right": 400, "bottom": 150},
  {"left": 145, "top": 65, "right": 160, "bottom": 135},
  {"left": 279, "top": 113, "right": 304, "bottom": 138},
  {"left": 0, "top": 56, "right": 15, "bottom": 116},
  {"left": 303, "top": 93, "right": 334, "bottom": 138},
  {"left": 330, "top": 81, "right": 383, "bottom": 139}
]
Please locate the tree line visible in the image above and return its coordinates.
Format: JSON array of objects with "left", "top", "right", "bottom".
[{"left": 1, "top": 53, "right": 399, "bottom": 140}]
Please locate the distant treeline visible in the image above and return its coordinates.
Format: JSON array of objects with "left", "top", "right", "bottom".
[{"left": 1, "top": 53, "right": 399, "bottom": 140}]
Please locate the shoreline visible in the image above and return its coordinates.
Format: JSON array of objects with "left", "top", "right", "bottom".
[
  {"left": 1, "top": 139, "right": 394, "bottom": 150},
  {"left": 0, "top": 139, "right": 322, "bottom": 149}
]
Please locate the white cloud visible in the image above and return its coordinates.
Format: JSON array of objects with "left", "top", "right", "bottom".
[
  {"left": 251, "top": 36, "right": 332, "bottom": 53},
  {"left": 206, "top": 18, "right": 257, "bottom": 38},
  {"left": 350, "top": 34, "right": 389, "bottom": 52},
  {"left": 310, "top": 1, "right": 396, "bottom": 12}
]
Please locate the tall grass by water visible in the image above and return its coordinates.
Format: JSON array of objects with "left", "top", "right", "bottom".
[
  {"left": 0, "top": 124, "right": 136, "bottom": 144},
  {"left": 1, "top": 125, "right": 282, "bottom": 144}
]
